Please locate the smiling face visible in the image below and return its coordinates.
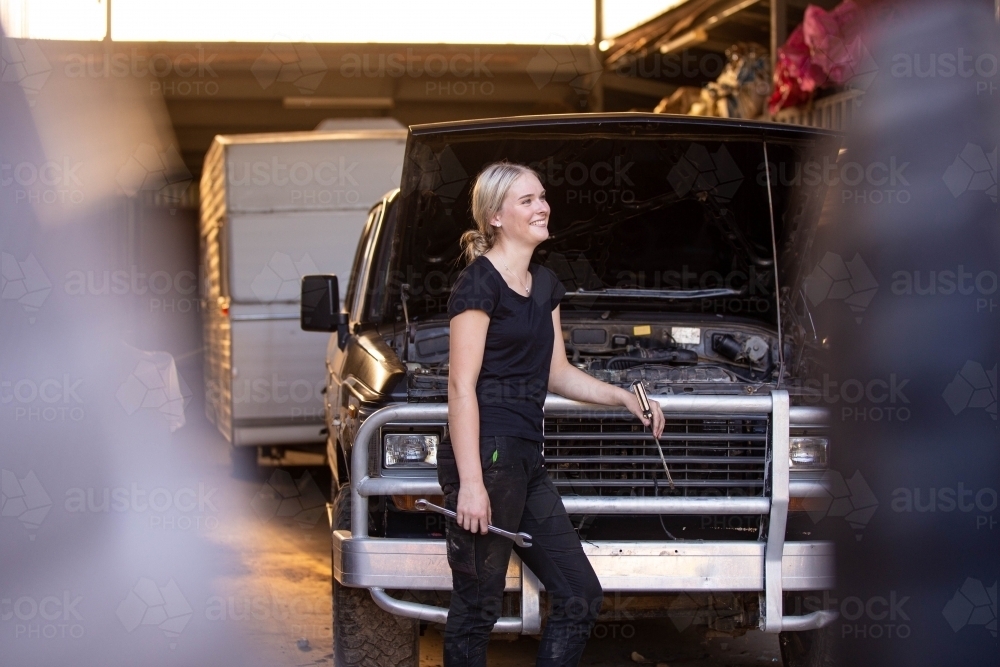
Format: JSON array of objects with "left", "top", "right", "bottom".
[{"left": 491, "top": 172, "right": 550, "bottom": 250}]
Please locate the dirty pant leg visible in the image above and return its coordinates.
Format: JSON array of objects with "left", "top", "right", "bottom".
[
  {"left": 515, "top": 463, "right": 603, "bottom": 667},
  {"left": 441, "top": 436, "right": 529, "bottom": 667}
]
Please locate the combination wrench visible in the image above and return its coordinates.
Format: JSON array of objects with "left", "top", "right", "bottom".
[{"left": 414, "top": 498, "right": 533, "bottom": 547}]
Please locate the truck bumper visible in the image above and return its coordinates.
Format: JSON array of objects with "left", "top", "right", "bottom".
[
  {"left": 332, "top": 531, "right": 837, "bottom": 634},
  {"left": 333, "top": 531, "right": 834, "bottom": 592}
]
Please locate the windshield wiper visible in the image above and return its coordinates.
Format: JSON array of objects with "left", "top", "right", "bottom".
[{"left": 564, "top": 287, "right": 742, "bottom": 300}]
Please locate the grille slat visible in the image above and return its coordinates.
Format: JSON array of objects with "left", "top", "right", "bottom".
[
  {"left": 543, "top": 415, "right": 768, "bottom": 498},
  {"left": 548, "top": 456, "right": 765, "bottom": 464},
  {"left": 552, "top": 479, "right": 766, "bottom": 488},
  {"left": 545, "top": 433, "right": 766, "bottom": 442}
]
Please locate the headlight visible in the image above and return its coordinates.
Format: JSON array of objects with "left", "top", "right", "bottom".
[
  {"left": 384, "top": 433, "right": 439, "bottom": 468},
  {"left": 789, "top": 437, "right": 828, "bottom": 470}
]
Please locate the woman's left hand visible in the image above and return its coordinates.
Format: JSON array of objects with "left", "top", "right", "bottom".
[{"left": 622, "top": 388, "right": 664, "bottom": 438}]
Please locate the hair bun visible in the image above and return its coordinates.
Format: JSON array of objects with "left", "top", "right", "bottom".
[{"left": 460, "top": 229, "right": 490, "bottom": 262}]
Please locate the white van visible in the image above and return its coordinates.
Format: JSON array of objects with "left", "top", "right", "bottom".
[{"left": 200, "top": 120, "right": 406, "bottom": 464}]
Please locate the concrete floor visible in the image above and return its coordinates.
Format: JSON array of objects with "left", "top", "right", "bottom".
[{"left": 180, "top": 411, "right": 783, "bottom": 667}]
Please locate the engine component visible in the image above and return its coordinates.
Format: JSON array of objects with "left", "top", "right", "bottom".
[
  {"left": 629, "top": 366, "right": 736, "bottom": 384},
  {"left": 607, "top": 348, "right": 697, "bottom": 370},
  {"left": 572, "top": 328, "right": 608, "bottom": 345},
  {"left": 671, "top": 326, "right": 701, "bottom": 345},
  {"left": 743, "top": 336, "right": 769, "bottom": 365},
  {"left": 712, "top": 334, "right": 742, "bottom": 361}
]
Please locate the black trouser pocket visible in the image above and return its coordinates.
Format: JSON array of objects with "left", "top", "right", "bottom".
[{"left": 480, "top": 435, "right": 502, "bottom": 474}]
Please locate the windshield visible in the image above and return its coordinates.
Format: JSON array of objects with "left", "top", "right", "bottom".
[{"left": 374, "top": 125, "right": 836, "bottom": 326}]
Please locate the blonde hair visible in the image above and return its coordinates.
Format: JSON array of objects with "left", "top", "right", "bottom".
[{"left": 460, "top": 161, "right": 542, "bottom": 264}]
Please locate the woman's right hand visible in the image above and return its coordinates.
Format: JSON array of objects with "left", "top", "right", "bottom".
[{"left": 456, "top": 480, "right": 492, "bottom": 535}]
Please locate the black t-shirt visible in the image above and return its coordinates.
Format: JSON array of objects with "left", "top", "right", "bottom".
[{"left": 447, "top": 255, "right": 566, "bottom": 441}]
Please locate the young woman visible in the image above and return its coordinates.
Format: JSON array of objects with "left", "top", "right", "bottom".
[{"left": 438, "top": 161, "right": 666, "bottom": 667}]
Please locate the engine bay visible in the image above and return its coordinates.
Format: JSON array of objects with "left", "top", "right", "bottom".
[{"left": 393, "top": 316, "right": 783, "bottom": 399}]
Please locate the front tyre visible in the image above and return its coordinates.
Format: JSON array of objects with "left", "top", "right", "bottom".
[
  {"left": 778, "top": 626, "right": 834, "bottom": 667},
  {"left": 332, "top": 485, "right": 419, "bottom": 667}
]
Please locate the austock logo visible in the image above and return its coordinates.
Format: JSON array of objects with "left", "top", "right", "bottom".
[
  {"left": 1, "top": 252, "right": 51, "bottom": 323},
  {"left": 0, "top": 35, "right": 52, "bottom": 102},
  {"left": 891, "top": 483, "right": 997, "bottom": 530},
  {"left": 758, "top": 156, "right": 910, "bottom": 205},
  {"left": 339, "top": 48, "right": 494, "bottom": 97},
  {"left": 2, "top": 373, "right": 85, "bottom": 423},
  {"left": 942, "top": 360, "right": 997, "bottom": 420},
  {"left": 62, "top": 46, "right": 219, "bottom": 97},
  {"left": 667, "top": 144, "right": 743, "bottom": 205},
  {"left": 530, "top": 156, "right": 636, "bottom": 205},
  {"left": 116, "top": 578, "right": 192, "bottom": 649},
  {"left": 811, "top": 30, "right": 878, "bottom": 92},
  {"left": 64, "top": 482, "right": 220, "bottom": 531},
  {"left": 63, "top": 266, "right": 199, "bottom": 314},
  {"left": 805, "top": 469, "right": 879, "bottom": 541},
  {"left": 251, "top": 43, "right": 327, "bottom": 94},
  {"left": 1, "top": 157, "right": 86, "bottom": 205},
  {"left": 116, "top": 351, "right": 192, "bottom": 432},
  {"left": 1, "top": 590, "right": 85, "bottom": 639},
  {"left": 794, "top": 590, "right": 911, "bottom": 640},
  {"left": 527, "top": 44, "right": 602, "bottom": 107},
  {"left": 891, "top": 49, "right": 998, "bottom": 81},
  {"left": 890, "top": 265, "right": 1000, "bottom": 314},
  {"left": 251, "top": 470, "right": 326, "bottom": 529},
  {"left": 796, "top": 373, "right": 911, "bottom": 423},
  {"left": 203, "top": 591, "right": 330, "bottom": 639},
  {"left": 803, "top": 251, "right": 878, "bottom": 323},
  {"left": 115, "top": 144, "right": 192, "bottom": 208},
  {"left": 226, "top": 154, "right": 364, "bottom": 206},
  {"left": 942, "top": 578, "right": 997, "bottom": 637},
  {"left": 943, "top": 143, "right": 997, "bottom": 203},
  {"left": 250, "top": 251, "right": 318, "bottom": 303},
  {"left": 404, "top": 143, "right": 468, "bottom": 213},
  {"left": 1, "top": 469, "right": 52, "bottom": 540},
  {"left": 545, "top": 252, "right": 602, "bottom": 309},
  {"left": 340, "top": 48, "right": 494, "bottom": 79},
  {"left": 891, "top": 49, "right": 1000, "bottom": 96},
  {"left": 667, "top": 592, "right": 745, "bottom": 634}
]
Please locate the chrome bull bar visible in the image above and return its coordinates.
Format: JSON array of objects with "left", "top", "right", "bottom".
[{"left": 346, "top": 391, "right": 836, "bottom": 633}]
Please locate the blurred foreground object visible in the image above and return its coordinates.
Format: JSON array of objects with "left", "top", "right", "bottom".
[{"left": 813, "top": 1, "right": 1000, "bottom": 664}]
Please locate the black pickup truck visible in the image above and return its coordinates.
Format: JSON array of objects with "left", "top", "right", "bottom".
[{"left": 301, "top": 113, "right": 841, "bottom": 667}]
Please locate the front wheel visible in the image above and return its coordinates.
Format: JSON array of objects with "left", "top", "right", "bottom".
[
  {"left": 778, "top": 626, "right": 834, "bottom": 667},
  {"left": 332, "top": 485, "right": 419, "bottom": 667}
]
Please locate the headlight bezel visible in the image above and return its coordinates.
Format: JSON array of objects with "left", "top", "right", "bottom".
[{"left": 380, "top": 425, "right": 445, "bottom": 471}]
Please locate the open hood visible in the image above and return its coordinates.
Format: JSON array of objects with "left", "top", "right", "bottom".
[{"left": 383, "top": 113, "right": 841, "bottom": 328}]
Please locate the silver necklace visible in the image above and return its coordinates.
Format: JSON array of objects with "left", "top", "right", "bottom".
[{"left": 498, "top": 254, "right": 531, "bottom": 295}]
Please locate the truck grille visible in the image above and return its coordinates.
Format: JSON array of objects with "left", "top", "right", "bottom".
[{"left": 543, "top": 415, "right": 768, "bottom": 497}]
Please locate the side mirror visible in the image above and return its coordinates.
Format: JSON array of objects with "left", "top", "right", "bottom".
[{"left": 301, "top": 274, "right": 349, "bottom": 349}]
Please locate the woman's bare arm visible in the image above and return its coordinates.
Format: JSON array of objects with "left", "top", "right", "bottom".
[
  {"left": 448, "top": 309, "right": 493, "bottom": 534},
  {"left": 547, "top": 306, "right": 665, "bottom": 437}
]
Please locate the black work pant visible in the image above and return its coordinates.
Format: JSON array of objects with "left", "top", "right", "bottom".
[{"left": 437, "top": 435, "right": 603, "bottom": 667}]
